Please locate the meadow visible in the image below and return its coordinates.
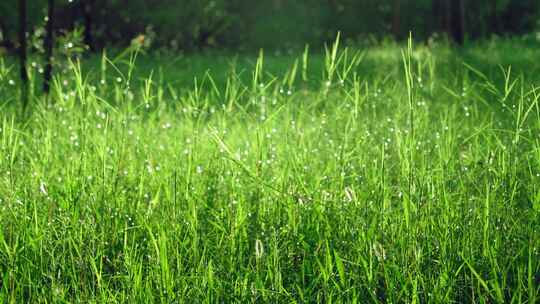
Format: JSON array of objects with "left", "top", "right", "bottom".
[{"left": 0, "top": 38, "right": 540, "bottom": 302}]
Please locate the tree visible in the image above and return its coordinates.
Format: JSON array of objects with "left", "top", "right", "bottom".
[
  {"left": 489, "top": 0, "right": 499, "bottom": 34},
  {"left": 429, "top": 0, "right": 454, "bottom": 39},
  {"left": 0, "top": 20, "right": 13, "bottom": 50},
  {"left": 43, "top": 0, "right": 55, "bottom": 94},
  {"left": 83, "top": 0, "right": 94, "bottom": 51},
  {"left": 19, "top": 0, "right": 28, "bottom": 107},
  {"left": 450, "top": 0, "right": 466, "bottom": 45},
  {"left": 430, "top": 0, "right": 449, "bottom": 35},
  {"left": 391, "top": 0, "right": 401, "bottom": 39}
]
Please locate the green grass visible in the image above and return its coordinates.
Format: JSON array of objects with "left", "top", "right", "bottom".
[{"left": 0, "top": 38, "right": 540, "bottom": 303}]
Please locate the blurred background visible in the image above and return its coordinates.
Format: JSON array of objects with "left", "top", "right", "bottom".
[{"left": 1, "top": 0, "right": 540, "bottom": 53}]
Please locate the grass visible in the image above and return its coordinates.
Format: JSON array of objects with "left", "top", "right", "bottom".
[{"left": 0, "top": 37, "right": 540, "bottom": 302}]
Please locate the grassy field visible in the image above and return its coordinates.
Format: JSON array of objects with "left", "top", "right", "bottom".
[{"left": 1, "top": 38, "right": 540, "bottom": 302}]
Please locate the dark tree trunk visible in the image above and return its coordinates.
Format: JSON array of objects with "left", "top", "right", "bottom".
[
  {"left": 391, "top": 0, "right": 401, "bottom": 39},
  {"left": 431, "top": 0, "right": 440, "bottom": 33},
  {"left": 43, "top": 0, "right": 55, "bottom": 94},
  {"left": 83, "top": 0, "right": 94, "bottom": 51},
  {"left": 490, "top": 0, "right": 499, "bottom": 35},
  {"left": 0, "top": 20, "right": 12, "bottom": 49},
  {"left": 442, "top": 0, "right": 452, "bottom": 38},
  {"left": 459, "top": 0, "right": 466, "bottom": 42},
  {"left": 450, "top": 0, "right": 465, "bottom": 45},
  {"left": 18, "top": 0, "right": 28, "bottom": 106}
]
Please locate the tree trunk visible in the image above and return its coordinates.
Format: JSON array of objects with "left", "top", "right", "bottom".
[
  {"left": 451, "top": 0, "right": 465, "bottom": 45},
  {"left": 459, "top": 0, "right": 466, "bottom": 43},
  {"left": 391, "top": 0, "right": 401, "bottom": 39},
  {"left": 0, "top": 20, "right": 10, "bottom": 48},
  {"left": 442, "top": 0, "right": 452, "bottom": 38},
  {"left": 43, "top": 0, "right": 55, "bottom": 94},
  {"left": 431, "top": 0, "right": 440, "bottom": 33},
  {"left": 83, "top": 0, "right": 94, "bottom": 51},
  {"left": 19, "top": 0, "right": 28, "bottom": 106},
  {"left": 490, "top": 0, "right": 499, "bottom": 35}
]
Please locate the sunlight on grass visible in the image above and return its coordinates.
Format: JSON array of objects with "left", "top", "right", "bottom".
[{"left": 0, "top": 38, "right": 539, "bottom": 302}]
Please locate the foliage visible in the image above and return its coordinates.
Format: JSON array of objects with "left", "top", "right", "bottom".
[{"left": 1, "top": 0, "right": 540, "bottom": 50}]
